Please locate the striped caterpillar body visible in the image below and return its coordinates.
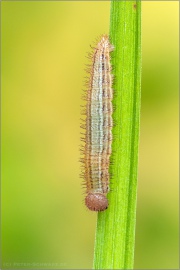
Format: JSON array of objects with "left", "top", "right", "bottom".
[{"left": 80, "top": 35, "right": 114, "bottom": 211}]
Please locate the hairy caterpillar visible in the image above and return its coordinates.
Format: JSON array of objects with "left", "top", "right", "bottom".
[{"left": 80, "top": 35, "right": 114, "bottom": 211}]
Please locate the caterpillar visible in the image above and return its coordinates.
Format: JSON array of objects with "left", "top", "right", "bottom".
[{"left": 80, "top": 35, "right": 114, "bottom": 211}]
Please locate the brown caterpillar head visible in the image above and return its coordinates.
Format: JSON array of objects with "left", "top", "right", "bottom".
[{"left": 85, "top": 193, "right": 108, "bottom": 211}]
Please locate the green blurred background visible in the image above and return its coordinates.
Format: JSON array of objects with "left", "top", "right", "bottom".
[{"left": 1, "top": 1, "right": 178, "bottom": 269}]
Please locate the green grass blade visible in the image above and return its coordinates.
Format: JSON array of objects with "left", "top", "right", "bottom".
[{"left": 93, "top": 1, "right": 141, "bottom": 269}]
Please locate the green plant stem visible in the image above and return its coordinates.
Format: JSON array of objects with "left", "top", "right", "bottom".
[{"left": 93, "top": 1, "right": 141, "bottom": 269}]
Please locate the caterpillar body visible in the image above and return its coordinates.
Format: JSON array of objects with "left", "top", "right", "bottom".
[{"left": 80, "top": 35, "right": 114, "bottom": 211}]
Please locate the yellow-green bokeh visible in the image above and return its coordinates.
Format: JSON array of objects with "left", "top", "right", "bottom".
[{"left": 1, "top": 1, "right": 178, "bottom": 269}]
